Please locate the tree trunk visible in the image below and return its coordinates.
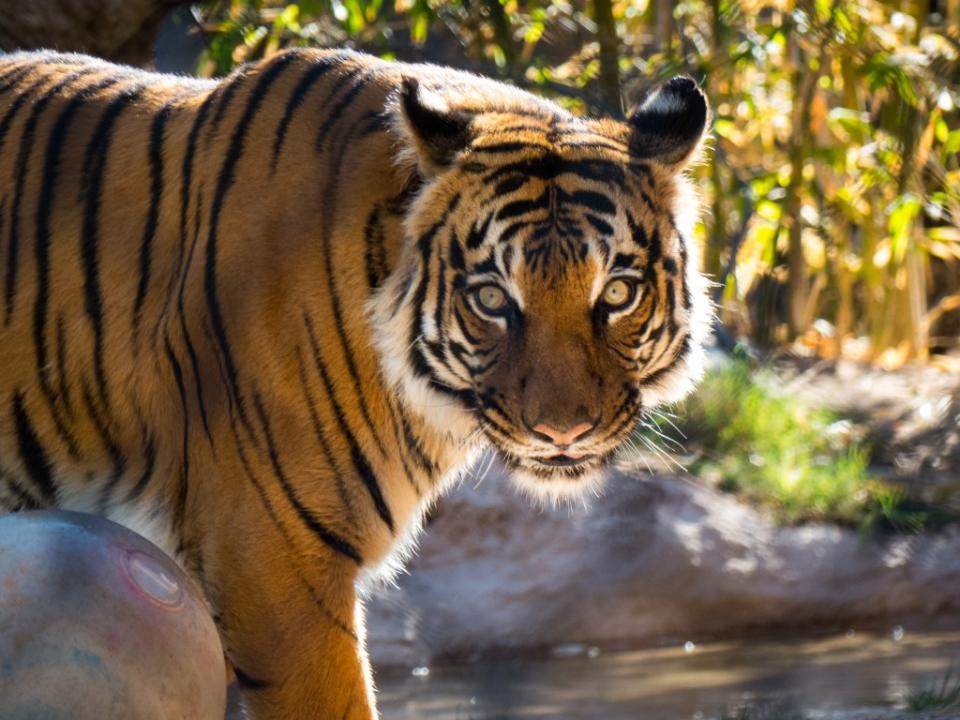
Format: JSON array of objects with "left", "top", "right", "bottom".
[
  {"left": 783, "top": 28, "right": 823, "bottom": 339},
  {"left": 653, "top": 0, "right": 674, "bottom": 56},
  {"left": 704, "top": 0, "right": 726, "bottom": 282},
  {"left": 0, "top": 0, "right": 190, "bottom": 67},
  {"left": 592, "top": 0, "right": 622, "bottom": 114},
  {"left": 482, "top": 0, "right": 517, "bottom": 68}
]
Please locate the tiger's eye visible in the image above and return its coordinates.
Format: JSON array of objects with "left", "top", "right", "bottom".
[
  {"left": 475, "top": 285, "right": 507, "bottom": 313},
  {"left": 601, "top": 278, "right": 635, "bottom": 310}
]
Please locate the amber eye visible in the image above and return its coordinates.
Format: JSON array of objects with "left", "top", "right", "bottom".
[
  {"left": 601, "top": 278, "right": 637, "bottom": 311},
  {"left": 473, "top": 284, "right": 508, "bottom": 314}
]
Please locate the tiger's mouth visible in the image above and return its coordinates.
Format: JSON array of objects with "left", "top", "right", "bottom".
[
  {"left": 534, "top": 454, "right": 594, "bottom": 468},
  {"left": 498, "top": 445, "right": 608, "bottom": 478}
]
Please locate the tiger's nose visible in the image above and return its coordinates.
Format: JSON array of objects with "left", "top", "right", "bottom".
[{"left": 530, "top": 421, "right": 596, "bottom": 447}]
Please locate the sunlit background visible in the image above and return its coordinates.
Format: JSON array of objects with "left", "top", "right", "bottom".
[{"left": 3, "top": 1, "right": 960, "bottom": 718}]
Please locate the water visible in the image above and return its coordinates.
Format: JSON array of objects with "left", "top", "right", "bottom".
[{"left": 377, "top": 628, "right": 960, "bottom": 719}]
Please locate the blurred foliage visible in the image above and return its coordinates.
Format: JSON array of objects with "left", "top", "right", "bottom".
[
  {"left": 672, "top": 357, "right": 940, "bottom": 532},
  {"left": 190, "top": 0, "right": 960, "bottom": 363}
]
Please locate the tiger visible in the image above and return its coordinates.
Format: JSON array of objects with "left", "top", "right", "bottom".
[{"left": 0, "top": 47, "right": 710, "bottom": 718}]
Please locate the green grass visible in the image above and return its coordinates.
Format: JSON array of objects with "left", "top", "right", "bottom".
[
  {"left": 659, "top": 358, "right": 932, "bottom": 534},
  {"left": 908, "top": 670, "right": 960, "bottom": 712}
]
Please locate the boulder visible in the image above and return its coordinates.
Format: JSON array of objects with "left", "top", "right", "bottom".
[{"left": 366, "top": 461, "right": 960, "bottom": 667}]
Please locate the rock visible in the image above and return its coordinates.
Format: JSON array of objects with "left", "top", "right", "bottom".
[
  {"left": 366, "top": 460, "right": 960, "bottom": 668},
  {"left": 0, "top": 511, "right": 225, "bottom": 720}
]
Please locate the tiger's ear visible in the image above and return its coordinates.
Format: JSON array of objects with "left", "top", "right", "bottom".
[
  {"left": 398, "top": 77, "right": 473, "bottom": 176},
  {"left": 628, "top": 76, "right": 709, "bottom": 169}
]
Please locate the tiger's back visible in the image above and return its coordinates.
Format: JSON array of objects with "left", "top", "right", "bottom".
[{"left": 0, "top": 47, "right": 711, "bottom": 719}]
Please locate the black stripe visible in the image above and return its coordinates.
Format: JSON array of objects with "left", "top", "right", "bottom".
[
  {"left": 171, "top": 189, "right": 215, "bottom": 449},
  {"left": 612, "top": 252, "right": 637, "bottom": 271},
  {"left": 133, "top": 100, "right": 175, "bottom": 339},
  {"left": 363, "top": 206, "right": 388, "bottom": 289},
  {"left": 167, "top": 93, "right": 219, "bottom": 449},
  {"left": 483, "top": 156, "right": 625, "bottom": 189},
  {"left": 124, "top": 433, "right": 157, "bottom": 504},
  {"left": 0, "top": 61, "right": 28, "bottom": 83},
  {"left": 629, "top": 162, "right": 655, "bottom": 182},
  {"left": 294, "top": 347, "right": 360, "bottom": 524},
  {"left": 497, "top": 190, "right": 551, "bottom": 222},
  {"left": 670, "top": 220, "right": 692, "bottom": 310},
  {"left": 406, "top": 195, "right": 464, "bottom": 395},
  {"left": 54, "top": 314, "right": 75, "bottom": 419},
  {"left": 383, "top": 400, "right": 423, "bottom": 496},
  {"left": 560, "top": 139, "right": 632, "bottom": 155},
  {"left": 497, "top": 221, "right": 527, "bottom": 245},
  {"left": 313, "top": 68, "right": 367, "bottom": 150},
  {"left": 271, "top": 54, "right": 345, "bottom": 170},
  {"left": 0, "top": 74, "right": 52, "bottom": 154},
  {"left": 626, "top": 211, "right": 650, "bottom": 249},
  {"left": 77, "top": 377, "right": 125, "bottom": 472},
  {"left": 163, "top": 334, "right": 192, "bottom": 528},
  {"left": 448, "top": 227, "right": 465, "bottom": 271},
  {"left": 359, "top": 110, "right": 388, "bottom": 136},
  {"left": 8, "top": 69, "right": 101, "bottom": 324},
  {"left": 174, "top": 88, "right": 220, "bottom": 307},
  {"left": 304, "top": 313, "right": 395, "bottom": 533},
  {"left": 453, "top": 306, "right": 481, "bottom": 345},
  {"left": 465, "top": 213, "right": 493, "bottom": 250},
  {"left": 397, "top": 404, "right": 435, "bottom": 477},
  {"left": 81, "top": 84, "right": 147, "bottom": 413},
  {"left": 12, "top": 391, "right": 57, "bottom": 503},
  {"left": 0, "top": 64, "right": 36, "bottom": 96},
  {"left": 233, "top": 666, "right": 270, "bottom": 691},
  {"left": 586, "top": 214, "right": 614, "bottom": 236},
  {"left": 205, "top": 52, "right": 298, "bottom": 437},
  {"left": 647, "top": 226, "right": 662, "bottom": 266},
  {"left": 424, "top": 339, "right": 472, "bottom": 386},
  {"left": 597, "top": 389, "right": 640, "bottom": 444},
  {"left": 4, "top": 475, "right": 42, "bottom": 510},
  {"left": 252, "top": 391, "right": 364, "bottom": 563},
  {"left": 149, "top": 84, "right": 221, "bottom": 348},
  {"left": 33, "top": 74, "right": 120, "bottom": 459},
  {"left": 433, "top": 258, "right": 447, "bottom": 343},
  {"left": 223, "top": 394, "right": 361, "bottom": 638},
  {"left": 315, "top": 72, "right": 390, "bottom": 458},
  {"left": 207, "top": 67, "right": 247, "bottom": 140},
  {"left": 570, "top": 190, "right": 616, "bottom": 215},
  {"left": 475, "top": 140, "right": 551, "bottom": 154},
  {"left": 494, "top": 175, "right": 527, "bottom": 196}
]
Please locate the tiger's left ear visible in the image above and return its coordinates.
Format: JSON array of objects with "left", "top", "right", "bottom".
[
  {"left": 628, "top": 76, "right": 710, "bottom": 169},
  {"left": 398, "top": 77, "right": 474, "bottom": 176}
]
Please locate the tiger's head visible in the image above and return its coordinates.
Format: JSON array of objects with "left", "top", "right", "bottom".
[{"left": 374, "top": 72, "right": 711, "bottom": 502}]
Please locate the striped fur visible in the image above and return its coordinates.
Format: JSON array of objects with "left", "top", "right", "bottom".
[{"left": 0, "top": 48, "right": 710, "bottom": 718}]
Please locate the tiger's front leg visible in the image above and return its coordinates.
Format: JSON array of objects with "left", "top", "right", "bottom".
[{"left": 218, "top": 552, "right": 376, "bottom": 720}]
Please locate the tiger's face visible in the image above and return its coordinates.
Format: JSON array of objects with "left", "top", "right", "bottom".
[{"left": 376, "top": 74, "right": 710, "bottom": 501}]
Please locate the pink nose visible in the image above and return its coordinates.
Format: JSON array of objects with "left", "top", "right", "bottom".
[{"left": 532, "top": 421, "right": 595, "bottom": 446}]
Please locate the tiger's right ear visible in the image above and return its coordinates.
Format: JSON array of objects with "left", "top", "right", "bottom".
[
  {"left": 628, "top": 76, "right": 709, "bottom": 169},
  {"left": 398, "top": 77, "right": 473, "bottom": 176}
]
